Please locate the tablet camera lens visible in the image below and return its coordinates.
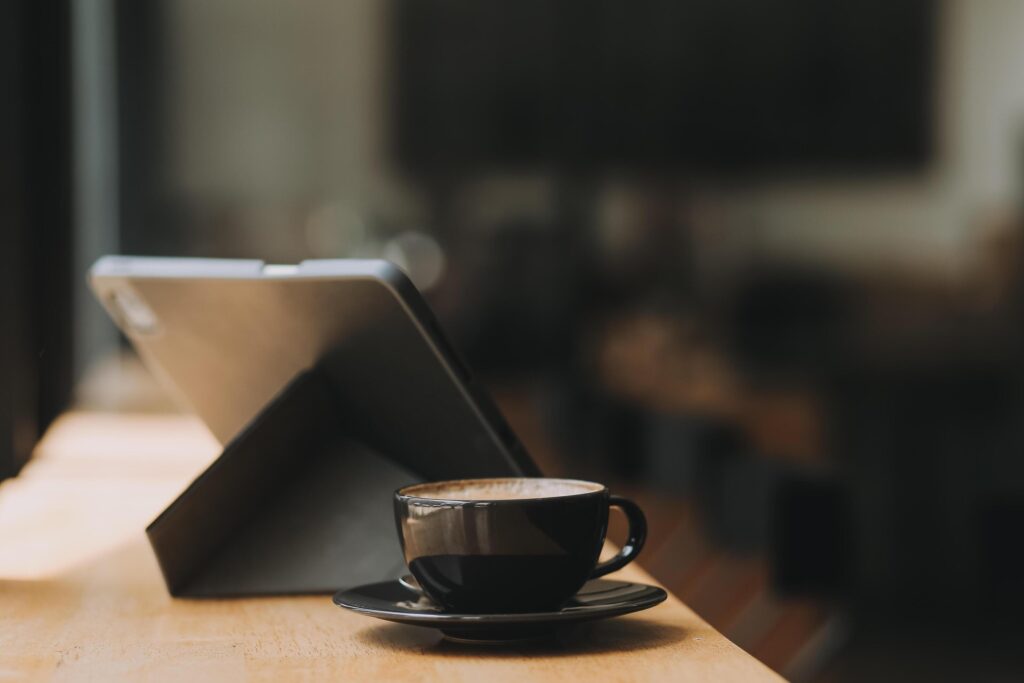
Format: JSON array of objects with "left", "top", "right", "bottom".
[{"left": 108, "top": 287, "right": 161, "bottom": 336}]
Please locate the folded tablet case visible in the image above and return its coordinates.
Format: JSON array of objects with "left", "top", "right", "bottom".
[{"left": 147, "top": 367, "right": 534, "bottom": 597}]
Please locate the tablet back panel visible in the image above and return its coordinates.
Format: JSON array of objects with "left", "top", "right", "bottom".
[{"left": 90, "top": 257, "right": 537, "bottom": 481}]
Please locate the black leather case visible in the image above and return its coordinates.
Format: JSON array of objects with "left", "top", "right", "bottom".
[{"left": 147, "top": 369, "right": 425, "bottom": 597}]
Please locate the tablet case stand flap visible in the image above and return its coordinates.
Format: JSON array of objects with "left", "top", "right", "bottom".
[{"left": 146, "top": 368, "right": 421, "bottom": 597}]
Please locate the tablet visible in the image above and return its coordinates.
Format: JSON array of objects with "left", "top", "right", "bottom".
[{"left": 89, "top": 256, "right": 538, "bottom": 481}]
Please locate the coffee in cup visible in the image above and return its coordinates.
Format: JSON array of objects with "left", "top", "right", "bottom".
[{"left": 394, "top": 477, "right": 647, "bottom": 613}]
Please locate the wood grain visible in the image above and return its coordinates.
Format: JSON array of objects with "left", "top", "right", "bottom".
[{"left": 0, "top": 412, "right": 783, "bottom": 682}]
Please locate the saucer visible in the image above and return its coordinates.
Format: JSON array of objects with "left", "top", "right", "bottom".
[{"left": 333, "top": 577, "right": 667, "bottom": 641}]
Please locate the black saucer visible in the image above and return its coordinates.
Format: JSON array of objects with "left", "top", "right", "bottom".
[{"left": 333, "top": 577, "right": 667, "bottom": 641}]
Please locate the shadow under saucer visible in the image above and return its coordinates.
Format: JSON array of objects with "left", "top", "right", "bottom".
[{"left": 356, "top": 617, "right": 688, "bottom": 658}]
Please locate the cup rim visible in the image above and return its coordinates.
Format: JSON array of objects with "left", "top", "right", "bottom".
[{"left": 396, "top": 477, "right": 606, "bottom": 503}]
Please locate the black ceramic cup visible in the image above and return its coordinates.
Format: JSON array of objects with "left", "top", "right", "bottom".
[{"left": 394, "top": 477, "right": 647, "bottom": 613}]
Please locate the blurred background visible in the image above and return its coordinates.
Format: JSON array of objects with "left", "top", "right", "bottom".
[{"left": 5, "top": 0, "right": 1024, "bottom": 679}]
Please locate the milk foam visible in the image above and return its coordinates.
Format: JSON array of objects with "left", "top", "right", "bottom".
[{"left": 400, "top": 478, "right": 602, "bottom": 501}]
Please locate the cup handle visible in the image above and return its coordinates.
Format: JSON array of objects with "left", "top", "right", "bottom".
[{"left": 590, "top": 494, "right": 648, "bottom": 579}]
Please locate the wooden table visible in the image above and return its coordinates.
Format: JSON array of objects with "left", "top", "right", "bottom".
[{"left": 0, "top": 412, "right": 783, "bottom": 681}]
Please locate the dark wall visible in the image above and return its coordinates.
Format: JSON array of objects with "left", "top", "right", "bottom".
[{"left": 0, "top": 0, "right": 74, "bottom": 479}]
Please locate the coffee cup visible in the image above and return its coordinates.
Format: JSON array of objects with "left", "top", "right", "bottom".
[{"left": 394, "top": 477, "right": 647, "bottom": 613}]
